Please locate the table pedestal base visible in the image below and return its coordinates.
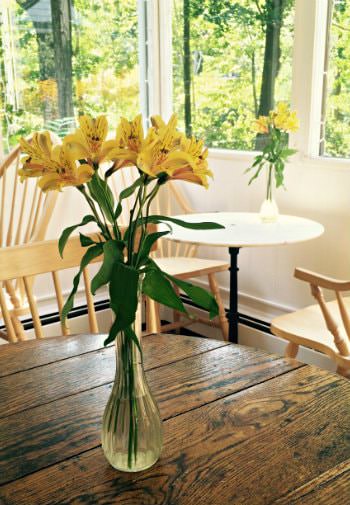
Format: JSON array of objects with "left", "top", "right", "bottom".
[{"left": 227, "top": 247, "right": 240, "bottom": 343}]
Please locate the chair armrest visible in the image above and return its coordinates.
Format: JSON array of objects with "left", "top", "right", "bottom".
[{"left": 294, "top": 268, "right": 350, "bottom": 291}]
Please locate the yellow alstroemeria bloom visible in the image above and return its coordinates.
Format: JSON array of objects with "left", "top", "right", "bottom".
[
  {"left": 106, "top": 114, "right": 145, "bottom": 171},
  {"left": 38, "top": 145, "right": 94, "bottom": 192},
  {"left": 169, "top": 136, "right": 213, "bottom": 188},
  {"left": 64, "top": 115, "right": 114, "bottom": 164},
  {"left": 150, "top": 114, "right": 182, "bottom": 145},
  {"left": 19, "top": 131, "right": 60, "bottom": 180},
  {"left": 253, "top": 115, "right": 269, "bottom": 134},
  {"left": 272, "top": 103, "right": 299, "bottom": 132}
]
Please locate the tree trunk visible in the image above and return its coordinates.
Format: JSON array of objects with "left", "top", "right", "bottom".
[
  {"left": 183, "top": 0, "right": 192, "bottom": 137},
  {"left": 50, "top": 0, "right": 74, "bottom": 118},
  {"left": 256, "top": 0, "right": 286, "bottom": 149},
  {"left": 258, "top": 0, "right": 286, "bottom": 117}
]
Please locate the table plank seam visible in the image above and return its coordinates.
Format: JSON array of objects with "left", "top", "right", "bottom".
[
  {"left": 0, "top": 341, "right": 230, "bottom": 420},
  {"left": 272, "top": 458, "right": 350, "bottom": 504},
  {"left": 0, "top": 362, "right": 308, "bottom": 492},
  {"left": 0, "top": 344, "right": 110, "bottom": 379},
  {"left": 161, "top": 361, "right": 307, "bottom": 423},
  {"left": 0, "top": 339, "right": 229, "bottom": 379}
]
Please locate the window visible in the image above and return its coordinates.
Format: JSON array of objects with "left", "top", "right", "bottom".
[
  {"left": 0, "top": 0, "right": 140, "bottom": 152},
  {"left": 321, "top": 0, "right": 350, "bottom": 158},
  {"left": 172, "top": 0, "right": 295, "bottom": 151}
]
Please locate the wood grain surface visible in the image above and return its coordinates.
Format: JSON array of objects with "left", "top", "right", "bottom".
[{"left": 0, "top": 333, "right": 349, "bottom": 505}]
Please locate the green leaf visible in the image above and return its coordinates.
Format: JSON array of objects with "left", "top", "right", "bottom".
[
  {"left": 141, "top": 215, "right": 225, "bottom": 230},
  {"left": 58, "top": 215, "right": 96, "bottom": 258},
  {"left": 119, "top": 177, "right": 143, "bottom": 200},
  {"left": 91, "top": 240, "right": 125, "bottom": 294},
  {"left": 88, "top": 173, "right": 115, "bottom": 223},
  {"left": 248, "top": 163, "right": 264, "bottom": 185},
  {"left": 114, "top": 177, "right": 143, "bottom": 219},
  {"left": 136, "top": 230, "right": 169, "bottom": 266},
  {"left": 164, "top": 273, "right": 219, "bottom": 319},
  {"left": 108, "top": 262, "right": 139, "bottom": 334},
  {"left": 104, "top": 316, "right": 119, "bottom": 346},
  {"left": 142, "top": 269, "right": 186, "bottom": 313},
  {"left": 79, "top": 233, "right": 96, "bottom": 247},
  {"left": 61, "top": 244, "right": 103, "bottom": 323}
]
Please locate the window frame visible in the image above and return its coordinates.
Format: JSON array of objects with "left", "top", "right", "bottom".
[{"left": 147, "top": 0, "right": 350, "bottom": 167}]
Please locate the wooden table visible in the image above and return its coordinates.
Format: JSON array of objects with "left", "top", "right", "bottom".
[
  {"left": 165, "top": 212, "right": 324, "bottom": 343},
  {"left": 0, "top": 333, "right": 349, "bottom": 505}
]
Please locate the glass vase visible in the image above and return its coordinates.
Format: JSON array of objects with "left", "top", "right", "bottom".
[
  {"left": 259, "top": 164, "right": 279, "bottom": 223},
  {"left": 101, "top": 286, "right": 163, "bottom": 472}
]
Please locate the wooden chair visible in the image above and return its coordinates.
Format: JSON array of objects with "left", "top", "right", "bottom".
[
  {"left": 0, "top": 136, "right": 59, "bottom": 339},
  {"left": 110, "top": 167, "right": 229, "bottom": 339},
  {"left": 271, "top": 268, "right": 350, "bottom": 378},
  {"left": 0, "top": 225, "right": 158, "bottom": 343},
  {"left": 0, "top": 234, "right": 101, "bottom": 342}
]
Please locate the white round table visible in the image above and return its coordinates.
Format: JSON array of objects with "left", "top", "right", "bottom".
[{"left": 166, "top": 212, "right": 324, "bottom": 343}]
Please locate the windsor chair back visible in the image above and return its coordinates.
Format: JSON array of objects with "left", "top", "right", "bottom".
[
  {"left": 0, "top": 234, "right": 101, "bottom": 343},
  {"left": 0, "top": 135, "right": 59, "bottom": 339},
  {"left": 271, "top": 268, "right": 350, "bottom": 377}
]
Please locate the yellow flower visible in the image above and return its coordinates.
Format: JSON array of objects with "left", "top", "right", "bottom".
[
  {"left": 283, "top": 111, "right": 299, "bottom": 132},
  {"left": 38, "top": 145, "right": 93, "bottom": 192},
  {"left": 271, "top": 103, "right": 299, "bottom": 132},
  {"left": 19, "top": 132, "right": 58, "bottom": 180},
  {"left": 106, "top": 114, "right": 145, "bottom": 171},
  {"left": 20, "top": 131, "right": 54, "bottom": 165},
  {"left": 137, "top": 125, "right": 195, "bottom": 179},
  {"left": 253, "top": 116, "right": 269, "bottom": 134},
  {"left": 137, "top": 129, "right": 212, "bottom": 188},
  {"left": 64, "top": 115, "right": 112, "bottom": 164},
  {"left": 170, "top": 136, "right": 213, "bottom": 188},
  {"left": 19, "top": 133, "right": 93, "bottom": 191}
]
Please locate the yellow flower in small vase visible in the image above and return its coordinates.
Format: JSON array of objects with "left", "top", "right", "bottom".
[{"left": 246, "top": 103, "right": 299, "bottom": 223}]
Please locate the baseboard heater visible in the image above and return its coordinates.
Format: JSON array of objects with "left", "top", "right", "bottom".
[{"left": 0, "top": 295, "right": 272, "bottom": 335}]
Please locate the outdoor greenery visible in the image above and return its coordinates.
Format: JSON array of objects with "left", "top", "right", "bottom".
[
  {"left": 0, "top": 0, "right": 139, "bottom": 151},
  {"left": 1, "top": 0, "right": 350, "bottom": 157},
  {"left": 323, "top": 0, "right": 350, "bottom": 158}
]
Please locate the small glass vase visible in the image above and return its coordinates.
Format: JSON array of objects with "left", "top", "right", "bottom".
[
  {"left": 101, "top": 286, "right": 163, "bottom": 472},
  {"left": 260, "top": 164, "right": 279, "bottom": 223}
]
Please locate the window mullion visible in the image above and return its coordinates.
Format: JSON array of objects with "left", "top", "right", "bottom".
[{"left": 290, "top": 0, "right": 328, "bottom": 158}]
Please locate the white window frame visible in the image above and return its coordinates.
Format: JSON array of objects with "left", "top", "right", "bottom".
[{"left": 145, "top": 0, "right": 350, "bottom": 168}]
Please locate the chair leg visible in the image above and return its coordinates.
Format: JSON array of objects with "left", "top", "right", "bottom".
[
  {"left": 208, "top": 273, "right": 228, "bottom": 340},
  {"left": 145, "top": 297, "right": 161, "bottom": 335},
  {"left": 336, "top": 366, "right": 350, "bottom": 378},
  {"left": 173, "top": 284, "right": 181, "bottom": 334},
  {"left": 285, "top": 342, "right": 299, "bottom": 358}
]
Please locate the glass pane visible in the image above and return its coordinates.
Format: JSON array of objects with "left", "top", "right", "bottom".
[
  {"left": 321, "top": 0, "right": 350, "bottom": 158},
  {"left": 172, "top": 0, "right": 295, "bottom": 150},
  {"left": 0, "top": 0, "right": 140, "bottom": 153}
]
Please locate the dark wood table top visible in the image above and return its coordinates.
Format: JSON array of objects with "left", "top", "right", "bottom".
[{"left": 0, "top": 333, "right": 349, "bottom": 505}]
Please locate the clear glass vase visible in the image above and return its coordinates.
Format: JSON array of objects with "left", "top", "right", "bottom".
[
  {"left": 260, "top": 164, "right": 279, "bottom": 223},
  {"left": 101, "top": 288, "right": 163, "bottom": 472}
]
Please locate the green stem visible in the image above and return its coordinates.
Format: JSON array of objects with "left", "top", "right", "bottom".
[
  {"left": 266, "top": 164, "right": 273, "bottom": 201},
  {"left": 77, "top": 186, "right": 110, "bottom": 240}
]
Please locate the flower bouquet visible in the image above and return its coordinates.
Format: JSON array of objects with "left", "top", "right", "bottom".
[
  {"left": 246, "top": 103, "right": 299, "bottom": 222},
  {"left": 18, "top": 113, "right": 223, "bottom": 472}
]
